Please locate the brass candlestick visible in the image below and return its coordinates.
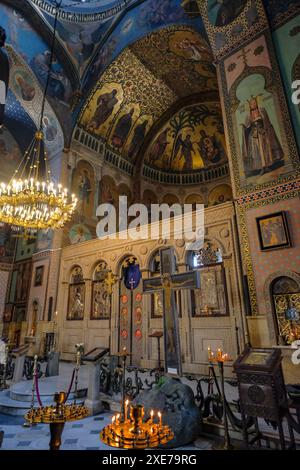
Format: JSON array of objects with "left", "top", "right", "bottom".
[
  {"left": 100, "top": 404, "right": 173, "bottom": 449},
  {"left": 116, "top": 347, "right": 132, "bottom": 421},
  {"left": 25, "top": 391, "right": 88, "bottom": 450},
  {"left": 208, "top": 347, "right": 234, "bottom": 450}
]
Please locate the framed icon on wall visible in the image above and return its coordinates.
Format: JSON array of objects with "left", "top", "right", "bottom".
[{"left": 256, "top": 211, "right": 291, "bottom": 251}]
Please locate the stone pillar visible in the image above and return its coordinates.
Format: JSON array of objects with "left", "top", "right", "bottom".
[
  {"left": 12, "top": 355, "right": 26, "bottom": 384},
  {"left": 84, "top": 359, "right": 103, "bottom": 415}
]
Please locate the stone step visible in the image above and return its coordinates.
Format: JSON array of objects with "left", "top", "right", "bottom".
[
  {"left": 0, "top": 390, "right": 84, "bottom": 416},
  {"left": 8, "top": 377, "right": 87, "bottom": 402}
]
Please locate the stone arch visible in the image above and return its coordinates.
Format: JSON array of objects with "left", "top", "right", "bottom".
[
  {"left": 263, "top": 271, "right": 300, "bottom": 345},
  {"left": 90, "top": 259, "right": 108, "bottom": 281},
  {"left": 115, "top": 253, "right": 142, "bottom": 275},
  {"left": 145, "top": 244, "right": 180, "bottom": 274}
]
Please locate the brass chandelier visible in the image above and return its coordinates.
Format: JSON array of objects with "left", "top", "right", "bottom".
[{"left": 0, "top": 2, "right": 77, "bottom": 233}]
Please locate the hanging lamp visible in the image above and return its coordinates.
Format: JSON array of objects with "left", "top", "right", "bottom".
[{"left": 0, "top": 2, "right": 77, "bottom": 234}]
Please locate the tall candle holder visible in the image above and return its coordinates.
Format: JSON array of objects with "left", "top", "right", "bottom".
[
  {"left": 208, "top": 347, "right": 233, "bottom": 450},
  {"left": 25, "top": 391, "right": 88, "bottom": 450},
  {"left": 116, "top": 347, "right": 132, "bottom": 421},
  {"left": 100, "top": 403, "right": 173, "bottom": 449}
]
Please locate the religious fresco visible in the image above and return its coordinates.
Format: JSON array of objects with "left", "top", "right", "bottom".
[
  {"left": 3, "top": 5, "right": 72, "bottom": 100},
  {"left": 131, "top": 26, "right": 218, "bottom": 98},
  {"left": 7, "top": 45, "right": 64, "bottom": 157},
  {"left": 123, "top": 115, "right": 153, "bottom": 161},
  {"left": 144, "top": 102, "right": 227, "bottom": 172},
  {"left": 198, "top": 0, "right": 267, "bottom": 60},
  {"left": 82, "top": 0, "right": 205, "bottom": 91},
  {"left": 79, "top": 48, "right": 175, "bottom": 160},
  {"left": 237, "top": 79, "right": 284, "bottom": 179},
  {"left": 69, "top": 224, "right": 92, "bottom": 245},
  {"left": 0, "top": 126, "right": 22, "bottom": 182},
  {"left": 41, "top": 11, "right": 116, "bottom": 77},
  {"left": 0, "top": 4, "right": 72, "bottom": 140},
  {"left": 81, "top": 82, "right": 124, "bottom": 137},
  {"left": 109, "top": 103, "right": 140, "bottom": 151},
  {"left": 35, "top": 229, "right": 53, "bottom": 252},
  {"left": 100, "top": 175, "right": 132, "bottom": 208},
  {"left": 207, "top": 0, "right": 247, "bottom": 27},
  {"left": 220, "top": 34, "right": 298, "bottom": 194},
  {"left": 80, "top": 25, "right": 217, "bottom": 164},
  {"left": 208, "top": 184, "right": 232, "bottom": 206},
  {"left": 0, "top": 225, "right": 16, "bottom": 263},
  {"left": 273, "top": 14, "right": 300, "bottom": 149},
  {"left": 71, "top": 160, "right": 96, "bottom": 220}
]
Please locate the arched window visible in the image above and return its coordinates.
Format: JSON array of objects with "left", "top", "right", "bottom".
[
  {"left": 189, "top": 241, "right": 228, "bottom": 317},
  {"left": 91, "top": 261, "right": 111, "bottom": 320},
  {"left": 67, "top": 266, "right": 85, "bottom": 320}
]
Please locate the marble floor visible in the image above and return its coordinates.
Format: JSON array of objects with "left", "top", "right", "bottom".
[{"left": 0, "top": 412, "right": 215, "bottom": 450}]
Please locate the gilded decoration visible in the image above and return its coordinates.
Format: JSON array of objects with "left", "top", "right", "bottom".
[
  {"left": 130, "top": 26, "right": 218, "bottom": 97},
  {"left": 197, "top": 0, "right": 268, "bottom": 61},
  {"left": 79, "top": 26, "right": 218, "bottom": 164},
  {"left": 79, "top": 48, "right": 176, "bottom": 161}
]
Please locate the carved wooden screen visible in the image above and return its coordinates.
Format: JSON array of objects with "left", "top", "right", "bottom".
[
  {"left": 190, "top": 242, "right": 228, "bottom": 317},
  {"left": 91, "top": 261, "right": 110, "bottom": 320},
  {"left": 67, "top": 266, "right": 85, "bottom": 320}
]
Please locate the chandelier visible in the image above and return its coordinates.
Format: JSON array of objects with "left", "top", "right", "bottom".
[{"left": 0, "top": 3, "right": 77, "bottom": 233}]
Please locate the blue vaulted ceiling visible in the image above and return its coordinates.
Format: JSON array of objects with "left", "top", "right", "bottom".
[{"left": 0, "top": 0, "right": 206, "bottom": 148}]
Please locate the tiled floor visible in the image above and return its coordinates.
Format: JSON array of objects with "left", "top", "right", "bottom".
[
  {"left": 0, "top": 412, "right": 213, "bottom": 450},
  {"left": 0, "top": 412, "right": 117, "bottom": 450}
]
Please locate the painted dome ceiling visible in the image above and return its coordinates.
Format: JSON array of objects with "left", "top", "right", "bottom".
[
  {"left": 0, "top": 0, "right": 291, "bottom": 185},
  {"left": 78, "top": 25, "right": 220, "bottom": 172}
]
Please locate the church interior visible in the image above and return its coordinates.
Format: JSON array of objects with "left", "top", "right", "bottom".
[{"left": 0, "top": 0, "right": 300, "bottom": 453}]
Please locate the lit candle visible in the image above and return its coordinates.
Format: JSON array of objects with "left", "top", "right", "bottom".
[
  {"left": 116, "top": 413, "right": 120, "bottom": 425},
  {"left": 158, "top": 411, "right": 162, "bottom": 427},
  {"left": 111, "top": 415, "right": 116, "bottom": 426},
  {"left": 150, "top": 409, "right": 154, "bottom": 423},
  {"left": 125, "top": 399, "right": 129, "bottom": 421}
]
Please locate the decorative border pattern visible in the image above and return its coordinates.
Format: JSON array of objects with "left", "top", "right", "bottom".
[
  {"left": 236, "top": 185, "right": 300, "bottom": 317},
  {"left": 236, "top": 178, "right": 300, "bottom": 206},
  {"left": 268, "top": 2, "right": 300, "bottom": 30},
  {"left": 29, "top": 0, "right": 132, "bottom": 23}
]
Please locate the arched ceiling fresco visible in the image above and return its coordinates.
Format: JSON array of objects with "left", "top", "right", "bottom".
[
  {"left": 143, "top": 102, "right": 227, "bottom": 172},
  {"left": 0, "top": 0, "right": 206, "bottom": 145},
  {"left": 78, "top": 26, "right": 218, "bottom": 166}
]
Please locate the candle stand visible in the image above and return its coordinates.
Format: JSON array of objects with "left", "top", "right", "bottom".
[{"left": 208, "top": 347, "right": 234, "bottom": 450}]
